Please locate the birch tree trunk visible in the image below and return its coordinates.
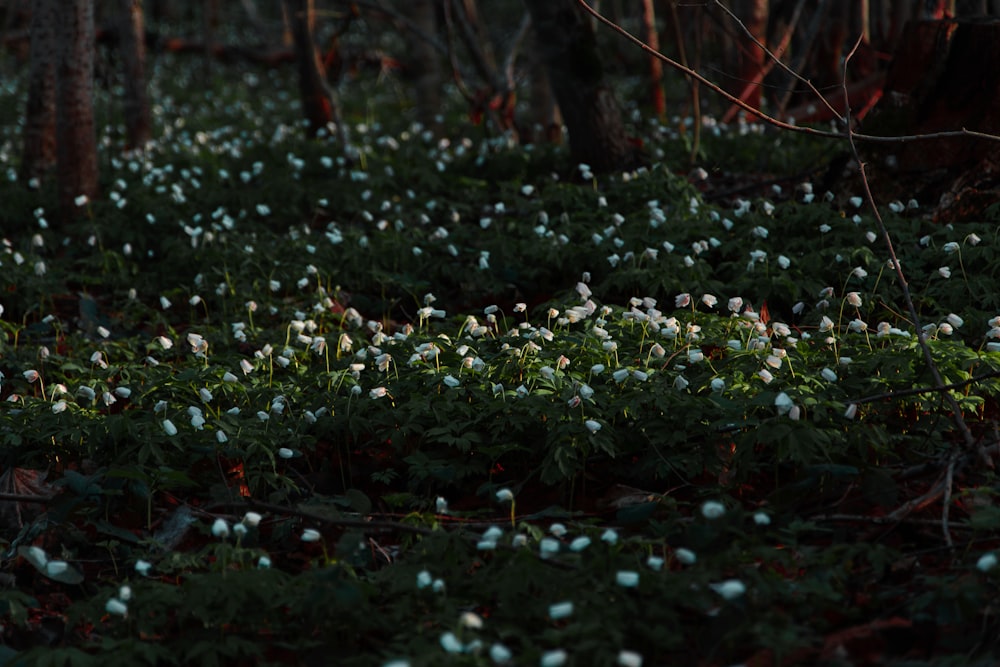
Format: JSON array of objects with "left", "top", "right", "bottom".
[
  {"left": 119, "top": 0, "right": 152, "bottom": 150},
  {"left": 21, "top": 0, "right": 57, "bottom": 184},
  {"left": 55, "top": 0, "right": 99, "bottom": 218}
]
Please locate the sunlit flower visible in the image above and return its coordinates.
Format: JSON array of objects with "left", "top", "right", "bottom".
[
  {"left": 701, "top": 294, "right": 718, "bottom": 308},
  {"left": 675, "top": 293, "right": 690, "bottom": 308},
  {"left": 758, "top": 369, "right": 773, "bottom": 384}
]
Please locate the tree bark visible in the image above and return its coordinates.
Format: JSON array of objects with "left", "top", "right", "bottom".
[
  {"left": 284, "top": 0, "right": 344, "bottom": 140},
  {"left": 733, "top": 0, "right": 768, "bottom": 111},
  {"left": 119, "top": 0, "right": 152, "bottom": 150},
  {"left": 640, "top": 0, "right": 665, "bottom": 118},
  {"left": 400, "top": 0, "right": 443, "bottom": 128},
  {"left": 55, "top": 0, "right": 99, "bottom": 218},
  {"left": 21, "top": 0, "right": 57, "bottom": 184},
  {"left": 523, "top": 0, "right": 634, "bottom": 172}
]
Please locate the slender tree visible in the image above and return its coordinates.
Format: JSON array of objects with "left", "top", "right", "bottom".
[
  {"left": 55, "top": 0, "right": 99, "bottom": 217},
  {"left": 283, "top": 0, "right": 347, "bottom": 142},
  {"left": 524, "top": 0, "right": 634, "bottom": 172},
  {"left": 400, "top": 0, "right": 443, "bottom": 128},
  {"left": 119, "top": 0, "right": 152, "bottom": 150},
  {"left": 21, "top": 0, "right": 57, "bottom": 184}
]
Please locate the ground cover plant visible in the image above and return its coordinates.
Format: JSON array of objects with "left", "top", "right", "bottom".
[{"left": 2, "top": 46, "right": 1000, "bottom": 667}]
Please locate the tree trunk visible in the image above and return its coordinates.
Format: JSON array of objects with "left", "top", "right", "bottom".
[
  {"left": 733, "top": 0, "right": 768, "bottom": 111},
  {"left": 21, "top": 0, "right": 57, "bottom": 185},
  {"left": 640, "top": 0, "right": 665, "bottom": 118},
  {"left": 400, "top": 0, "right": 443, "bottom": 128},
  {"left": 284, "top": 0, "right": 344, "bottom": 139},
  {"left": 119, "top": 0, "right": 152, "bottom": 150},
  {"left": 55, "top": 0, "right": 99, "bottom": 218},
  {"left": 861, "top": 17, "right": 1000, "bottom": 219},
  {"left": 523, "top": 0, "right": 634, "bottom": 172}
]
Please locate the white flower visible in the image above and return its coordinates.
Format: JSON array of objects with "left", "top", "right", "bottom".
[
  {"left": 242, "top": 512, "right": 262, "bottom": 527},
  {"left": 569, "top": 536, "right": 591, "bottom": 552},
  {"left": 278, "top": 447, "right": 295, "bottom": 459},
  {"left": 646, "top": 555, "right": 664, "bottom": 571},
  {"left": 821, "top": 368, "right": 838, "bottom": 382},
  {"left": 460, "top": 611, "right": 483, "bottom": 629},
  {"left": 701, "top": 294, "right": 718, "bottom": 308},
  {"left": 613, "top": 368, "right": 630, "bottom": 383},
  {"left": 549, "top": 523, "right": 568, "bottom": 537},
  {"left": 257, "top": 556, "right": 272, "bottom": 569},
  {"left": 675, "top": 547, "right": 697, "bottom": 564},
  {"left": 710, "top": 378, "right": 725, "bottom": 392},
  {"left": 211, "top": 518, "right": 229, "bottom": 538},
  {"left": 701, "top": 501, "right": 726, "bottom": 519},
  {"left": 240, "top": 359, "right": 253, "bottom": 375},
  {"left": 674, "top": 375, "right": 690, "bottom": 390},
  {"left": 753, "top": 512, "right": 771, "bottom": 526},
  {"left": 943, "top": 241, "right": 960, "bottom": 254},
  {"left": 758, "top": 369, "right": 773, "bottom": 384},
  {"left": 846, "top": 292, "right": 862, "bottom": 307},
  {"left": 540, "top": 649, "right": 568, "bottom": 667},
  {"left": 135, "top": 560, "right": 152, "bottom": 576},
  {"left": 490, "top": 643, "right": 513, "bottom": 663},
  {"left": 946, "top": 313, "right": 964, "bottom": 328},
  {"left": 301, "top": 528, "right": 321, "bottom": 542},
  {"left": 162, "top": 419, "right": 177, "bottom": 436},
  {"left": 601, "top": 528, "right": 619, "bottom": 544},
  {"left": 548, "top": 601, "right": 574, "bottom": 619},
  {"left": 977, "top": 553, "right": 997, "bottom": 572},
  {"left": 496, "top": 488, "right": 514, "bottom": 502},
  {"left": 710, "top": 579, "right": 746, "bottom": 600},
  {"left": 105, "top": 598, "right": 128, "bottom": 617},
  {"left": 675, "top": 293, "right": 691, "bottom": 308},
  {"left": 584, "top": 419, "right": 602, "bottom": 433},
  {"left": 774, "top": 392, "right": 794, "bottom": 415},
  {"left": 45, "top": 561, "right": 69, "bottom": 577},
  {"left": 617, "top": 650, "right": 644, "bottom": 667},
  {"left": 443, "top": 374, "right": 460, "bottom": 388},
  {"left": 539, "top": 538, "right": 560, "bottom": 557},
  {"left": 615, "top": 570, "right": 640, "bottom": 587},
  {"left": 844, "top": 403, "right": 858, "bottom": 419},
  {"left": 440, "top": 632, "right": 464, "bottom": 654},
  {"left": 416, "top": 570, "right": 433, "bottom": 589}
]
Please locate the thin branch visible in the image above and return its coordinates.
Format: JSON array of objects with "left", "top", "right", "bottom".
[
  {"left": 853, "top": 369, "right": 1000, "bottom": 405},
  {"left": 713, "top": 0, "right": 830, "bottom": 124},
  {"left": 575, "top": 0, "right": 1000, "bottom": 145},
  {"left": 841, "top": 34, "right": 990, "bottom": 473}
]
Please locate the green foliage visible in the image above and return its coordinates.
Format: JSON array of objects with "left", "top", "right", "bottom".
[{"left": 1, "top": 53, "right": 999, "bottom": 666}]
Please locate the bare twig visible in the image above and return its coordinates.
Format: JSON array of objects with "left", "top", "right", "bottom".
[
  {"left": 575, "top": 0, "right": 1000, "bottom": 145},
  {"left": 853, "top": 369, "right": 1000, "bottom": 405},
  {"left": 840, "top": 34, "right": 989, "bottom": 469}
]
